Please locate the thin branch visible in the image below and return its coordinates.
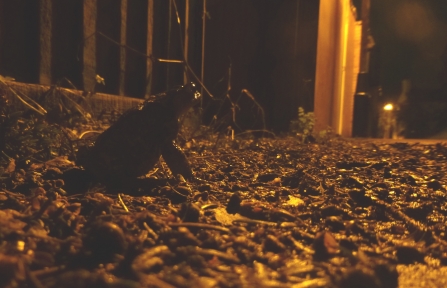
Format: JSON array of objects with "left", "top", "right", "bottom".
[
  {"left": 0, "top": 80, "right": 47, "bottom": 116},
  {"left": 118, "top": 193, "right": 129, "bottom": 212},
  {"left": 168, "top": 222, "right": 231, "bottom": 234}
]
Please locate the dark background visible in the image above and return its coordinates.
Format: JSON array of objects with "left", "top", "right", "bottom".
[
  {"left": 202, "top": 0, "right": 319, "bottom": 131},
  {"left": 0, "top": 0, "right": 319, "bottom": 133},
  {"left": 369, "top": 0, "right": 447, "bottom": 138}
]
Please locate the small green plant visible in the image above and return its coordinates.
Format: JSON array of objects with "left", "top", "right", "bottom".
[
  {"left": 315, "top": 126, "right": 334, "bottom": 143},
  {"left": 290, "top": 107, "right": 315, "bottom": 140}
]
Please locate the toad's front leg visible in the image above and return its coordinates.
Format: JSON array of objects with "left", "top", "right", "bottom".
[{"left": 161, "top": 141, "right": 194, "bottom": 180}]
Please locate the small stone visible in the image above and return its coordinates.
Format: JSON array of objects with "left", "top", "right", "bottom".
[
  {"left": 179, "top": 202, "right": 202, "bottom": 222},
  {"left": 84, "top": 221, "right": 127, "bottom": 261},
  {"left": 226, "top": 192, "right": 241, "bottom": 214}
]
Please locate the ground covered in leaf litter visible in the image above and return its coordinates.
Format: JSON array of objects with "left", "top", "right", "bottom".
[{"left": 1, "top": 136, "right": 447, "bottom": 288}]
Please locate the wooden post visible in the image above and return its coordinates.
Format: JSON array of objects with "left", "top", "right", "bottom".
[
  {"left": 0, "top": 1, "right": 2, "bottom": 69},
  {"left": 146, "top": 0, "right": 154, "bottom": 96},
  {"left": 183, "top": 0, "right": 189, "bottom": 84},
  {"left": 39, "top": 0, "right": 52, "bottom": 85},
  {"left": 83, "top": 0, "right": 97, "bottom": 92},
  {"left": 314, "top": 0, "right": 361, "bottom": 136},
  {"left": 119, "top": 0, "right": 127, "bottom": 96},
  {"left": 314, "top": 0, "right": 338, "bottom": 133},
  {"left": 200, "top": 0, "right": 206, "bottom": 98}
]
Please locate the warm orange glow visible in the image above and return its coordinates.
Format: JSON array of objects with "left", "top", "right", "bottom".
[
  {"left": 314, "top": 0, "right": 360, "bottom": 137},
  {"left": 394, "top": 2, "right": 435, "bottom": 42},
  {"left": 383, "top": 103, "right": 394, "bottom": 111}
]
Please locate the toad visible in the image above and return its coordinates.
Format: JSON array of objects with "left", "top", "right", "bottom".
[{"left": 76, "top": 82, "right": 201, "bottom": 185}]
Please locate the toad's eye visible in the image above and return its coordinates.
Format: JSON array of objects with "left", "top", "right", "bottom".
[{"left": 194, "top": 90, "right": 201, "bottom": 100}]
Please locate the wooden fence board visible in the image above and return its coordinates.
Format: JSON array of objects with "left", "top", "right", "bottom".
[
  {"left": 2, "top": 80, "right": 142, "bottom": 118},
  {"left": 83, "top": 0, "right": 97, "bottom": 92},
  {"left": 39, "top": 0, "right": 52, "bottom": 85}
]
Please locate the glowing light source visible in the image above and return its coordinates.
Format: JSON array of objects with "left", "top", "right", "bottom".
[{"left": 383, "top": 103, "right": 394, "bottom": 111}]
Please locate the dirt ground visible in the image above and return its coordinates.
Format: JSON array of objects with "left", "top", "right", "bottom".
[{"left": 1, "top": 136, "right": 447, "bottom": 288}]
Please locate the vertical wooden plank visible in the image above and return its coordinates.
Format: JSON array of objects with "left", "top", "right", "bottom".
[
  {"left": 200, "top": 0, "right": 206, "bottom": 98},
  {"left": 166, "top": 0, "right": 173, "bottom": 89},
  {"left": 183, "top": 0, "right": 190, "bottom": 84},
  {"left": 146, "top": 0, "right": 154, "bottom": 96},
  {"left": 314, "top": 0, "right": 358, "bottom": 136},
  {"left": 39, "top": 0, "right": 52, "bottom": 85},
  {"left": 0, "top": 1, "right": 2, "bottom": 70},
  {"left": 183, "top": 0, "right": 189, "bottom": 84},
  {"left": 352, "top": 22, "right": 362, "bottom": 97},
  {"left": 314, "top": 0, "right": 338, "bottom": 133},
  {"left": 83, "top": 0, "right": 97, "bottom": 92},
  {"left": 341, "top": 19, "right": 362, "bottom": 137},
  {"left": 333, "top": 0, "right": 348, "bottom": 135},
  {"left": 119, "top": 0, "right": 127, "bottom": 96}
]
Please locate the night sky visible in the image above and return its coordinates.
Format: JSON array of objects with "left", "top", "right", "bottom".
[{"left": 370, "top": 0, "right": 447, "bottom": 95}]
